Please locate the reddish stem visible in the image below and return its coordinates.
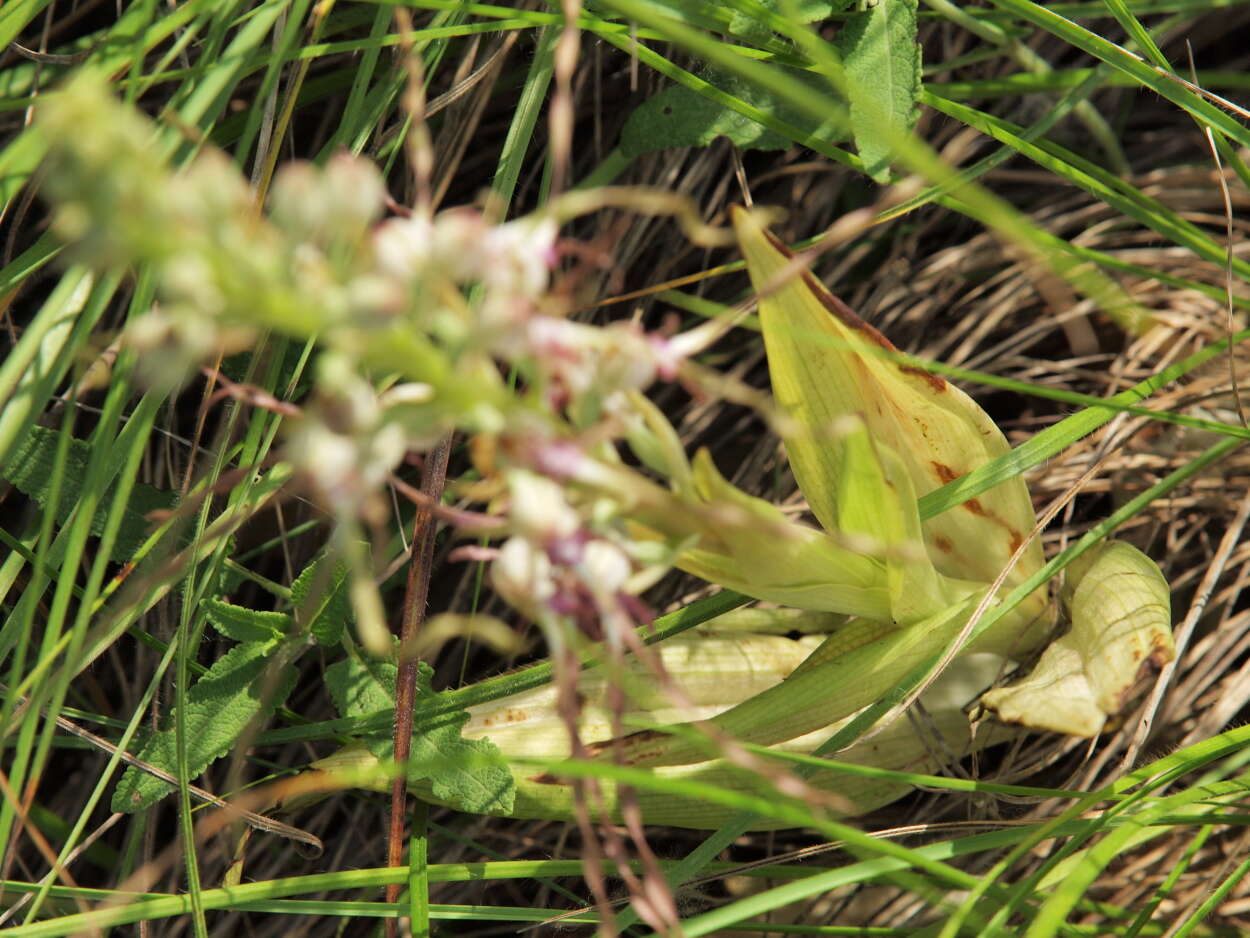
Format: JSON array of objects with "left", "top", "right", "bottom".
[{"left": 385, "top": 433, "right": 452, "bottom": 937}]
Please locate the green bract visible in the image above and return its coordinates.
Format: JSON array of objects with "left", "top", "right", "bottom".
[{"left": 734, "top": 208, "right": 1044, "bottom": 595}]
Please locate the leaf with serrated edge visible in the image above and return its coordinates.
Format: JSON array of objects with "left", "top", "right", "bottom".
[
  {"left": 290, "top": 550, "right": 350, "bottom": 646},
  {"left": 619, "top": 65, "right": 848, "bottom": 158},
  {"left": 325, "top": 656, "right": 515, "bottom": 814},
  {"left": 205, "top": 598, "right": 289, "bottom": 643},
  {"left": 112, "top": 640, "right": 297, "bottom": 811},
  {"left": 3, "top": 425, "right": 176, "bottom": 561},
  {"left": 839, "top": 0, "right": 921, "bottom": 181}
]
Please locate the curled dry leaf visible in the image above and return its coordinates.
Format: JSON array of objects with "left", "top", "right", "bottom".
[{"left": 979, "top": 541, "right": 1174, "bottom": 737}]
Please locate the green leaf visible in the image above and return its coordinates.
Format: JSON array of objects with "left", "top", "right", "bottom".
[
  {"left": 112, "top": 640, "right": 298, "bottom": 812},
  {"left": 290, "top": 549, "right": 350, "bottom": 646},
  {"left": 325, "top": 653, "right": 394, "bottom": 720},
  {"left": 833, "top": 418, "right": 963, "bottom": 624},
  {"left": 619, "top": 64, "right": 847, "bottom": 157},
  {"left": 727, "top": 0, "right": 851, "bottom": 46},
  {"left": 679, "top": 449, "right": 894, "bottom": 620},
  {"left": 2, "top": 425, "right": 177, "bottom": 561},
  {"left": 838, "top": 0, "right": 920, "bottom": 181},
  {"left": 204, "top": 598, "right": 289, "bottom": 643},
  {"left": 325, "top": 657, "right": 515, "bottom": 815}
]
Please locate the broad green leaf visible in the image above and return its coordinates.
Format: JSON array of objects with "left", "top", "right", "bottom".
[
  {"left": 619, "top": 64, "right": 848, "bottom": 157},
  {"left": 290, "top": 549, "right": 350, "bottom": 646},
  {"left": 727, "top": 0, "right": 851, "bottom": 46},
  {"left": 979, "top": 541, "right": 1173, "bottom": 736},
  {"left": 606, "top": 596, "right": 977, "bottom": 768},
  {"left": 204, "top": 598, "right": 289, "bottom": 644},
  {"left": 112, "top": 640, "right": 298, "bottom": 812},
  {"left": 325, "top": 656, "right": 515, "bottom": 815},
  {"left": 732, "top": 206, "right": 1044, "bottom": 600},
  {"left": 2, "top": 425, "right": 176, "bottom": 561},
  {"left": 840, "top": 0, "right": 921, "bottom": 181}
]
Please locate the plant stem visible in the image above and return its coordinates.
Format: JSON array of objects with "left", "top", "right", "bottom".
[{"left": 386, "top": 433, "right": 452, "bottom": 937}]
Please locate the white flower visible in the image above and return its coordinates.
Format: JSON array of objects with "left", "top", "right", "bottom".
[
  {"left": 431, "top": 208, "right": 489, "bottom": 283},
  {"left": 322, "top": 152, "right": 386, "bottom": 233},
  {"left": 507, "top": 469, "right": 581, "bottom": 541},
  {"left": 492, "top": 536, "right": 556, "bottom": 613},
  {"left": 481, "top": 216, "right": 558, "bottom": 297},
  {"left": 379, "top": 382, "right": 435, "bottom": 407},
  {"left": 578, "top": 540, "right": 632, "bottom": 595},
  {"left": 269, "top": 154, "right": 385, "bottom": 246},
  {"left": 372, "top": 214, "right": 435, "bottom": 281}
]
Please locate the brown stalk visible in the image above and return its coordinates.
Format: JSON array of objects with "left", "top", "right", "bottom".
[{"left": 386, "top": 432, "right": 452, "bottom": 937}]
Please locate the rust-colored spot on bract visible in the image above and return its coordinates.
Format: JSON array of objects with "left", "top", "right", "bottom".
[
  {"left": 757, "top": 229, "right": 951, "bottom": 394},
  {"left": 586, "top": 728, "right": 668, "bottom": 765},
  {"left": 931, "top": 460, "right": 1026, "bottom": 554},
  {"left": 933, "top": 534, "right": 955, "bottom": 555},
  {"left": 899, "top": 364, "right": 947, "bottom": 394},
  {"left": 760, "top": 227, "right": 897, "bottom": 349},
  {"left": 1148, "top": 631, "right": 1174, "bottom": 669}
]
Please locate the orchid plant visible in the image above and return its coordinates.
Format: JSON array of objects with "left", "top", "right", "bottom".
[{"left": 32, "top": 76, "right": 1174, "bottom": 831}]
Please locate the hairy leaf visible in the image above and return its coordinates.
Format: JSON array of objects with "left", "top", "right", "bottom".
[
  {"left": 112, "top": 640, "right": 298, "bottom": 812},
  {"left": 619, "top": 64, "right": 847, "bottom": 157},
  {"left": 204, "top": 598, "right": 289, "bottom": 643},
  {"left": 290, "top": 550, "right": 350, "bottom": 646},
  {"left": 325, "top": 656, "right": 515, "bottom": 815},
  {"left": 728, "top": 0, "right": 853, "bottom": 46},
  {"left": 840, "top": 0, "right": 921, "bottom": 181},
  {"left": 2, "top": 425, "right": 176, "bottom": 561}
]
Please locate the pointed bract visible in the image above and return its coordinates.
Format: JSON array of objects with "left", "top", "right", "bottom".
[
  {"left": 832, "top": 417, "right": 964, "bottom": 624},
  {"left": 732, "top": 207, "right": 1043, "bottom": 592}
]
